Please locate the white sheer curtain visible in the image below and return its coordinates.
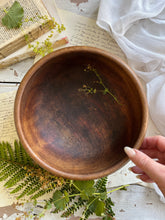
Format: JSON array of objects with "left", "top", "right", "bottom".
[{"left": 97, "top": 0, "right": 165, "bottom": 137}]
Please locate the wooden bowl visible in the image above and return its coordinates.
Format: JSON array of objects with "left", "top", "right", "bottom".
[{"left": 14, "top": 46, "right": 148, "bottom": 180}]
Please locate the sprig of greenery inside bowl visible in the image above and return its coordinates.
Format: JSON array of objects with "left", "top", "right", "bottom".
[{"left": 0, "top": 141, "right": 128, "bottom": 219}]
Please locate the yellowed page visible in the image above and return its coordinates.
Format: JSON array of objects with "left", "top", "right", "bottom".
[
  {"left": 0, "top": 90, "right": 18, "bottom": 144},
  {"left": 0, "top": 0, "right": 68, "bottom": 68},
  {"left": 57, "top": 9, "right": 127, "bottom": 62},
  {"left": 0, "top": 91, "right": 18, "bottom": 206},
  {"left": 0, "top": 0, "right": 50, "bottom": 47}
]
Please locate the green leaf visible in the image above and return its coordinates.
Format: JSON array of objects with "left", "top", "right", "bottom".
[
  {"left": 73, "top": 180, "right": 95, "bottom": 200},
  {"left": 64, "top": 190, "right": 69, "bottom": 203},
  {"left": 53, "top": 190, "right": 68, "bottom": 211},
  {"left": 100, "top": 192, "right": 107, "bottom": 200},
  {"left": 45, "top": 201, "right": 52, "bottom": 210},
  {"left": 2, "top": 1, "right": 24, "bottom": 29},
  {"left": 89, "top": 198, "right": 105, "bottom": 216},
  {"left": 81, "top": 187, "right": 96, "bottom": 200},
  {"left": 73, "top": 180, "right": 95, "bottom": 192},
  {"left": 94, "top": 200, "right": 105, "bottom": 216}
]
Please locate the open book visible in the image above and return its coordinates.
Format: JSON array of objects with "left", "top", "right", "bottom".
[{"left": 0, "top": 0, "right": 68, "bottom": 68}]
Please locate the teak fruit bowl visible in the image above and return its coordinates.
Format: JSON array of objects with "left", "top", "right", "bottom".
[{"left": 14, "top": 46, "right": 148, "bottom": 180}]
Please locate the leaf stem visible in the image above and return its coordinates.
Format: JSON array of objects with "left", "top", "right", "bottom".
[
  {"left": 3, "top": 9, "right": 8, "bottom": 14},
  {"left": 81, "top": 196, "right": 98, "bottom": 220},
  {"left": 72, "top": 182, "right": 82, "bottom": 193},
  {"left": 107, "top": 184, "right": 129, "bottom": 194}
]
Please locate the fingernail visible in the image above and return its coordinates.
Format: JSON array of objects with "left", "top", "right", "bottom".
[
  {"left": 136, "top": 175, "right": 141, "bottom": 180},
  {"left": 124, "top": 146, "right": 136, "bottom": 157}
]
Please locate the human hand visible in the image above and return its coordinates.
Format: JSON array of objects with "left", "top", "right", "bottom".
[{"left": 124, "top": 136, "right": 165, "bottom": 196}]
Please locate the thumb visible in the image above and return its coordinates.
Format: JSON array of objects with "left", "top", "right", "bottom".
[{"left": 124, "top": 146, "right": 165, "bottom": 183}]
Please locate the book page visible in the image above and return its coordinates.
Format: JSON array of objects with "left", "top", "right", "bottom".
[
  {"left": 0, "top": 91, "right": 18, "bottom": 144},
  {"left": 0, "top": 0, "right": 52, "bottom": 59},
  {"left": 57, "top": 8, "right": 127, "bottom": 62},
  {"left": 0, "top": 0, "right": 68, "bottom": 68},
  {"left": 0, "top": 0, "right": 50, "bottom": 45}
]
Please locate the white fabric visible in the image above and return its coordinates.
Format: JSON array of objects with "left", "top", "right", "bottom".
[
  {"left": 153, "top": 183, "right": 165, "bottom": 203},
  {"left": 97, "top": 0, "right": 165, "bottom": 136}
]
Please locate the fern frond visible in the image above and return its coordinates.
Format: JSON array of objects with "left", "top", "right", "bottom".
[
  {"left": 61, "top": 198, "right": 85, "bottom": 217},
  {"left": 14, "top": 141, "right": 32, "bottom": 165},
  {"left": 0, "top": 164, "right": 16, "bottom": 177},
  {"left": 26, "top": 183, "right": 42, "bottom": 196},
  {"left": 0, "top": 141, "right": 65, "bottom": 201},
  {"left": 14, "top": 140, "right": 22, "bottom": 163},
  {"left": 0, "top": 163, "right": 20, "bottom": 181},
  {"left": 4, "top": 168, "right": 26, "bottom": 188},
  {"left": 0, "top": 142, "right": 9, "bottom": 160},
  {"left": 10, "top": 177, "right": 31, "bottom": 194},
  {"left": 6, "top": 142, "right": 14, "bottom": 161},
  {"left": 31, "top": 188, "right": 53, "bottom": 200},
  {"left": 95, "top": 176, "right": 108, "bottom": 193},
  {"left": 81, "top": 207, "right": 94, "bottom": 220},
  {"left": 104, "top": 197, "right": 115, "bottom": 218},
  {"left": 0, "top": 161, "right": 8, "bottom": 169},
  {"left": 17, "top": 182, "right": 34, "bottom": 199},
  {"left": 0, "top": 141, "right": 117, "bottom": 220}
]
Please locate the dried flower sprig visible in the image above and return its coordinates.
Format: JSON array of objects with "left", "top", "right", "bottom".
[
  {"left": 79, "top": 64, "right": 119, "bottom": 103},
  {"left": 24, "top": 15, "right": 66, "bottom": 57}
]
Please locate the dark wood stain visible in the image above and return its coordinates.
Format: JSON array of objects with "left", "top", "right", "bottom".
[{"left": 14, "top": 46, "right": 148, "bottom": 180}]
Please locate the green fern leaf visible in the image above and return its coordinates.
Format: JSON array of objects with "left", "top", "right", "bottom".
[
  {"left": 26, "top": 183, "right": 42, "bottom": 196},
  {"left": 0, "top": 141, "right": 118, "bottom": 220},
  {"left": 0, "top": 164, "right": 17, "bottom": 178},
  {"left": 10, "top": 177, "right": 31, "bottom": 194},
  {"left": 14, "top": 140, "right": 23, "bottom": 163},
  {"left": 14, "top": 141, "right": 32, "bottom": 165},
  {"left": 0, "top": 141, "right": 65, "bottom": 200},
  {"left": 95, "top": 176, "right": 108, "bottom": 193},
  {"left": 4, "top": 168, "right": 26, "bottom": 188},
  {"left": 61, "top": 198, "right": 85, "bottom": 217},
  {"left": 0, "top": 142, "right": 8, "bottom": 159},
  {"left": 17, "top": 182, "right": 35, "bottom": 199},
  {"left": 6, "top": 142, "right": 14, "bottom": 161},
  {"left": 31, "top": 188, "right": 53, "bottom": 200}
]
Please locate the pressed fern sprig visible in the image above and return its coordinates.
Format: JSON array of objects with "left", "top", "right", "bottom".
[
  {"left": 0, "top": 141, "right": 65, "bottom": 200},
  {"left": 0, "top": 141, "right": 128, "bottom": 219}
]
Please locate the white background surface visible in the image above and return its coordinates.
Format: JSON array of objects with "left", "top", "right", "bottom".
[{"left": 0, "top": 0, "right": 164, "bottom": 219}]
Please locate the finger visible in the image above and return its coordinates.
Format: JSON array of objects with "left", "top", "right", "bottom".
[
  {"left": 124, "top": 146, "right": 165, "bottom": 182},
  {"left": 140, "top": 136, "right": 165, "bottom": 152},
  {"left": 140, "top": 149, "right": 158, "bottom": 158},
  {"left": 137, "top": 174, "right": 154, "bottom": 183},
  {"left": 140, "top": 149, "right": 165, "bottom": 162},
  {"left": 130, "top": 166, "right": 144, "bottom": 174}
]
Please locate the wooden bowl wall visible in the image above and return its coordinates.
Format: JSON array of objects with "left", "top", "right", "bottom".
[{"left": 14, "top": 46, "right": 148, "bottom": 180}]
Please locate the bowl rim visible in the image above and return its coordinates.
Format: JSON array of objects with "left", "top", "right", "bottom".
[{"left": 14, "top": 46, "right": 148, "bottom": 180}]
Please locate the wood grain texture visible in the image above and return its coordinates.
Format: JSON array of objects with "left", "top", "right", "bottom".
[{"left": 14, "top": 46, "right": 148, "bottom": 180}]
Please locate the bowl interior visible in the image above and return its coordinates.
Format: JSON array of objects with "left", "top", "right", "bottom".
[{"left": 15, "top": 47, "right": 147, "bottom": 180}]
